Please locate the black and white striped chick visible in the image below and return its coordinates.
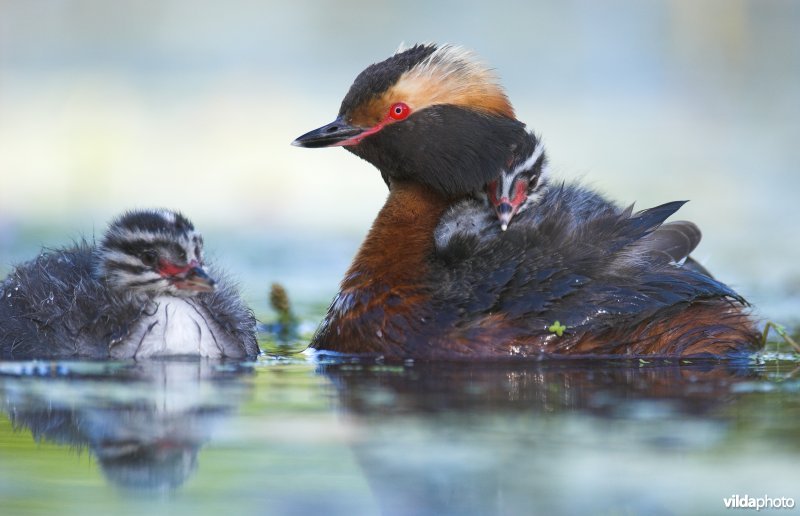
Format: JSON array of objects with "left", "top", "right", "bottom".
[
  {"left": 485, "top": 130, "right": 548, "bottom": 231},
  {"left": 0, "top": 210, "right": 258, "bottom": 360},
  {"left": 437, "top": 130, "right": 709, "bottom": 271},
  {"left": 434, "top": 130, "right": 548, "bottom": 249},
  {"left": 478, "top": 130, "right": 707, "bottom": 273}
]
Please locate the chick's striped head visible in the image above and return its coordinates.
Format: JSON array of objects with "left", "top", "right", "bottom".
[
  {"left": 485, "top": 131, "right": 548, "bottom": 231},
  {"left": 96, "top": 209, "right": 215, "bottom": 297}
]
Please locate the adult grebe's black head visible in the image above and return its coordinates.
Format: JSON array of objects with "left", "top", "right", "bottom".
[
  {"left": 293, "top": 43, "right": 530, "bottom": 198},
  {"left": 96, "top": 209, "right": 215, "bottom": 297}
]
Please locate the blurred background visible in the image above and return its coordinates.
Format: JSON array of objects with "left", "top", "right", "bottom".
[{"left": 1, "top": 0, "right": 798, "bottom": 321}]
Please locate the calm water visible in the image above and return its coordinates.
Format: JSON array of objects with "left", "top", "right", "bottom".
[
  {"left": 2, "top": 2, "right": 799, "bottom": 514},
  {"left": 1, "top": 349, "right": 798, "bottom": 516},
  {"left": 0, "top": 228, "right": 798, "bottom": 516}
]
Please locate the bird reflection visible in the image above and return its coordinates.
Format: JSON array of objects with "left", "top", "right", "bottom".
[
  {"left": 0, "top": 359, "right": 254, "bottom": 491},
  {"left": 318, "top": 359, "right": 762, "bottom": 416},
  {"left": 317, "top": 359, "right": 782, "bottom": 516}
]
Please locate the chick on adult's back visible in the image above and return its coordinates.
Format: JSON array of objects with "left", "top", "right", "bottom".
[{"left": 293, "top": 43, "right": 759, "bottom": 360}]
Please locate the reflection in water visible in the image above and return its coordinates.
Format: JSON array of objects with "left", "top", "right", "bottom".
[
  {"left": 0, "top": 359, "right": 254, "bottom": 491},
  {"left": 0, "top": 356, "right": 797, "bottom": 514},
  {"left": 321, "top": 359, "right": 759, "bottom": 414},
  {"left": 319, "top": 359, "right": 800, "bottom": 516}
]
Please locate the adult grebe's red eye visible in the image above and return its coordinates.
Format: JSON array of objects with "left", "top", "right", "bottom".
[{"left": 388, "top": 102, "right": 410, "bottom": 121}]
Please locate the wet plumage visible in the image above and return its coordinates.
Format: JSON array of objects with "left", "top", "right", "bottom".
[
  {"left": 293, "top": 43, "right": 759, "bottom": 359},
  {"left": 0, "top": 210, "right": 258, "bottom": 359}
]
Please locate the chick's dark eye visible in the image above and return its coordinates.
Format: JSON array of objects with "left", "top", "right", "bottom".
[
  {"left": 177, "top": 248, "right": 187, "bottom": 261},
  {"left": 140, "top": 250, "right": 158, "bottom": 267},
  {"left": 388, "top": 102, "right": 410, "bottom": 121}
]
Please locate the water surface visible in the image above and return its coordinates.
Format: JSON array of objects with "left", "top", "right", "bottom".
[
  {"left": 1, "top": 3, "right": 799, "bottom": 514},
  {"left": 1, "top": 353, "right": 798, "bottom": 515}
]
